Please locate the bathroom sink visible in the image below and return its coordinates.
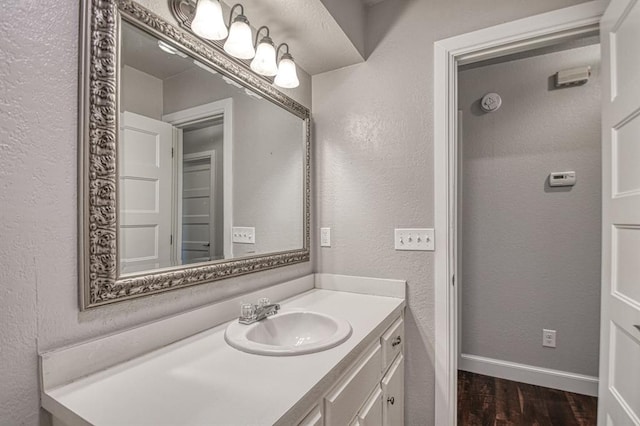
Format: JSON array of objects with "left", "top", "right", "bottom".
[{"left": 224, "top": 310, "right": 352, "bottom": 356}]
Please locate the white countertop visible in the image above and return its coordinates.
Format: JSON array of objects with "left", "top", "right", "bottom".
[{"left": 43, "top": 286, "right": 404, "bottom": 425}]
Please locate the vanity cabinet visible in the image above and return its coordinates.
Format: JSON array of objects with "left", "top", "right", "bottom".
[{"left": 299, "top": 313, "right": 405, "bottom": 426}]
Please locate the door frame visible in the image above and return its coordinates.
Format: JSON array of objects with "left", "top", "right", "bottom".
[
  {"left": 432, "top": 2, "right": 606, "bottom": 424},
  {"left": 163, "top": 98, "right": 233, "bottom": 260}
]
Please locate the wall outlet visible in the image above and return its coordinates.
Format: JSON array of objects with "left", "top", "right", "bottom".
[
  {"left": 232, "top": 227, "right": 255, "bottom": 244},
  {"left": 543, "top": 329, "right": 556, "bottom": 348},
  {"left": 394, "top": 228, "right": 435, "bottom": 251},
  {"left": 320, "top": 227, "right": 331, "bottom": 247}
]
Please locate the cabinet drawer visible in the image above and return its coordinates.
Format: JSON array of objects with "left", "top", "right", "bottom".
[
  {"left": 356, "top": 385, "right": 383, "bottom": 426},
  {"left": 298, "top": 404, "right": 322, "bottom": 426},
  {"left": 325, "top": 343, "right": 382, "bottom": 426},
  {"left": 382, "top": 353, "right": 404, "bottom": 426},
  {"left": 381, "top": 316, "right": 404, "bottom": 372}
]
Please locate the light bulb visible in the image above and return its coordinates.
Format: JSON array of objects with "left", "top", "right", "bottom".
[
  {"left": 250, "top": 36, "right": 278, "bottom": 76},
  {"left": 191, "top": 0, "right": 228, "bottom": 41},
  {"left": 224, "top": 16, "right": 255, "bottom": 59},
  {"left": 274, "top": 53, "right": 299, "bottom": 88}
]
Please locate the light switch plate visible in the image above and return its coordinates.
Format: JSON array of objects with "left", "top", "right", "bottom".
[
  {"left": 394, "top": 228, "right": 435, "bottom": 251},
  {"left": 320, "top": 228, "right": 331, "bottom": 247},
  {"left": 232, "top": 227, "right": 255, "bottom": 244}
]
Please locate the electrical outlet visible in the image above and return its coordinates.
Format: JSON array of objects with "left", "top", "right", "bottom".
[
  {"left": 320, "top": 228, "right": 331, "bottom": 247},
  {"left": 543, "top": 329, "right": 556, "bottom": 348},
  {"left": 394, "top": 228, "right": 435, "bottom": 251},
  {"left": 232, "top": 227, "right": 255, "bottom": 244}
]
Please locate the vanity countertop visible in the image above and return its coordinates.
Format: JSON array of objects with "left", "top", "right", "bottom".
[{"left": 42, "top": 286, "right": 405, "bottom": 425}]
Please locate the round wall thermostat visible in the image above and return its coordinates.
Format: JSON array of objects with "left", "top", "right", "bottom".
[{"left": 480, "top": 92, "right": 502, "bottom": 112}]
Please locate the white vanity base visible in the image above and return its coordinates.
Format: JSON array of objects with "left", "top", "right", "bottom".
[{"left": 41, "top": 274, "right": 405, "bottom": 426}]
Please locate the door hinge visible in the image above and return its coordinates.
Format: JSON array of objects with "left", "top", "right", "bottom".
[
  {"left": 171, "top": 148, "right": 174, "bottom": 158},
  {"left": 170, "top": 234, "right": 173, "bottom": 245},
  {"left": 452, "top": 274, "right": 455, "bottom": 286}
]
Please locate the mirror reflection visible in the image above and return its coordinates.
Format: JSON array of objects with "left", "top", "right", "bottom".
[{"left": 119, "top": 21, "right": 305, "bottom": 275}]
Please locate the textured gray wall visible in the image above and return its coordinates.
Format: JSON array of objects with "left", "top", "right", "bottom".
[
  {"left": 312, "top": 0, "right": 592, "bottom": 424},
  {"left": 458, "top": 44, "right": 601, "bottom": 376},
  {"left": 121, "top": 65, "right": 164, "bottom": 120},
  {"left": 0, "top": 1, "right": 312, "bottom": 424}
]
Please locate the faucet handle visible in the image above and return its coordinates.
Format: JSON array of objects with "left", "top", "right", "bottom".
[
  {"left": 240, "top": 303, "right": 255, "bottom": 320},
  {"left": 258, "top": 297, "right": 270, "bottom": 307}
]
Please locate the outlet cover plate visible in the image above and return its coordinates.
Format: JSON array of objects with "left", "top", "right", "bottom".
[
  {"left": 543, "top": 329, "right": 556, "bottom": 348},
  {"left": 232, "top": 227, "right": 255, "bottom": 244},
  {"left": 394, "top": 228, "right": 435, "bottom": 251}
]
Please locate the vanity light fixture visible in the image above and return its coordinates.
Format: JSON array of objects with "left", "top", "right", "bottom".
[
  {"left": 250, "top": 26, "right": 278, "bottom": 76},
  {"left": 223, "top": 4, "right": 255, "bottom": 59},
  {"left": 274, "top": 43, "right": 299, "bottom": 89},
  {"left": 191, "top": 0, "right": 228, "bottom": 40}
]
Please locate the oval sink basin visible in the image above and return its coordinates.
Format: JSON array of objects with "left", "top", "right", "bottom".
[{"left": 225, "top": 310, "right": 352, "bottom": 356}]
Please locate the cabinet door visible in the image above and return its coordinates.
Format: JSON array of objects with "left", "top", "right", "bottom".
[
  {"left": 358, "top": 385, "right": 383, "bottom": 426},
  {"left": 381, "top": 354, "right": 404, "bottom": 426}
]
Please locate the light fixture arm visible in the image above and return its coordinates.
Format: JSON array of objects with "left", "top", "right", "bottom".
[
  {"left": 227, "top": 3, "right": 246, "bottom": 27},
  {"left": 254, "top": 26, "right": 271, "bottom": 47},
  {"left": 276, "top": 43, "right": 291, "bottom": 61}
]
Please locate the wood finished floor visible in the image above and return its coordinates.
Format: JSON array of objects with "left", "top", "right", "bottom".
[{"left": 457, "top": 371, "right": 598, "bottom": 426}]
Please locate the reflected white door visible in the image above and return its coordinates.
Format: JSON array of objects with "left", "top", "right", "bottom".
[
  {"left": 598, "top": 0, "right": 640, "bottom": 424},
  {"left": 182, "top": 153, "right": 216, "bottom": 264},
  {"left": 119, "top": 111, "right": 174, "bottom": 274}
]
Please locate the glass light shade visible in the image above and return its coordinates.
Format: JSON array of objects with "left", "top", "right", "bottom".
[
  {"left": 224, "top": 17, "right": 255, "bottom": 59},
  {"left": 250, "top": 38, "right": 278, "bottom": 76},
  {"left": 274, "top": 54, "right": 299, "bottom": 88},
  {"left": 191, "top": 0, "right": 228, "bottom": 40}
]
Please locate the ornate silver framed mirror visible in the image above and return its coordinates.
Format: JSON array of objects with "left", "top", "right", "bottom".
[{"left": 78, "top": 0, "right": 311, "bottom": 309}]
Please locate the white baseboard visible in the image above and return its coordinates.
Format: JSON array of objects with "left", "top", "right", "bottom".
[{"left": 459, "top": 353, "right": 599, "bottom": 396}]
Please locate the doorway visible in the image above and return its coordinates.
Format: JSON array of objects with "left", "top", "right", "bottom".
[
  {"left": 434, "top": 1, "right": 640, "bottom": 424},
  {"left": 432, "top": 2, "right": 612, "bottom": 425},
  {"left": 456, "top": 35, "right": 601, "bottom": 424}
]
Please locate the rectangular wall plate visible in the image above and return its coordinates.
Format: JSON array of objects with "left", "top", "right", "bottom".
[
  {"left": 320, "top": 228, "right": 331, "bottom": 247},
  {"left": 232, "top": 227, "right": 255, "bottom": 244},
  {"left": 394, "top": 228, "right": 435, "bottom": 251}
]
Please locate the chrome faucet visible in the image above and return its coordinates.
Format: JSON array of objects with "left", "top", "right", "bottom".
[{"left": 239, "top": 297, "right": 280, "bottom": 324}]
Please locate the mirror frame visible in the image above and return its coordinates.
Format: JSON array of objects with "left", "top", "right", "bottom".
[{"left": 78, "top": 0, "right": 311, "bottom": 310}]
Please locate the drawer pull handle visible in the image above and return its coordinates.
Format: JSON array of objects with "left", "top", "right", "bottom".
[
  {"left": 387, "top": 396, "right": 395, "bottom": 405},
  {"left": 391, "top": 336, "right": 402, "bottom": 347}
]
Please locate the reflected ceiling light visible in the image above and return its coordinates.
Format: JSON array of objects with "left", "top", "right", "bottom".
[
  {"left": 193, "top": 59, "right": 218, "bottom": 74},
  {"left": 191, "top": 0, "right": 228, "bottom": 40},
  {"left": 274, "top": 43, "right": 299, "bottom": 89},
  {"left": 250, "top": 26, "right": 278, "bottom": 76},
  {"left": 223, "top": 4, "right": 255, "bottom": 60},
  {"left": 157, "top": 40, "right": 187, "bottom": 58}
]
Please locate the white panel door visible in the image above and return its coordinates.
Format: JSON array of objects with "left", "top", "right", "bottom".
[
  {"left": 599, "top": 1, "right": 640, "bottom": 424},
  {"left": 182, "top": 154, "right": 215, "bottom": 264},
  {"left": 119, "top": 111, "right": 174, "bottom": 274}
]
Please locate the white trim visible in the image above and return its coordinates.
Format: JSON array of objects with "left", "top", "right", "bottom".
[
  {"left": 433, "top": 3, "right": 606, "bottom": 424},
  {"left": 459, "top": 354, "right": 599, "bottom": 397},
  {"left": 163, "top": 98, "right": 233, "bottom": 259},
  {"left": 314, "top": 273, "right": 406, "bottom": 299}
]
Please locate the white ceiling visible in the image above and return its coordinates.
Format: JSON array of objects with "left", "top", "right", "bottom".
[{"left": 122, "top": 22, "right": 195, "bottom": 80}]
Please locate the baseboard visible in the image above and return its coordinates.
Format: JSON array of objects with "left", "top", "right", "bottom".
[{"left": 459, "top": 353, "right": 599, "bottom": 396}]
